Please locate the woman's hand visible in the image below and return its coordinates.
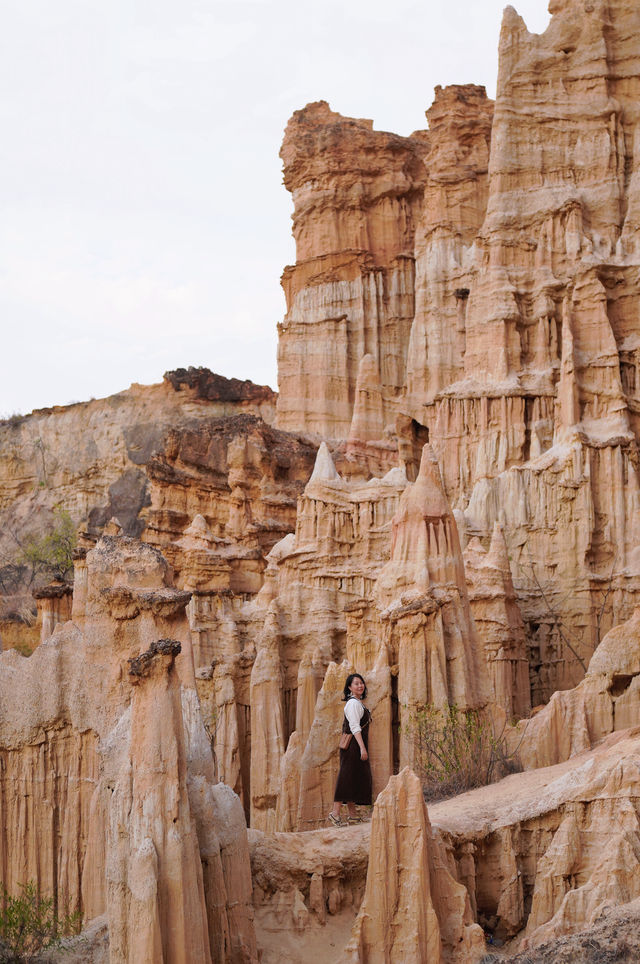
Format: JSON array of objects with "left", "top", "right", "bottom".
[{"left": 360, "top": 748, "right": 368, "bottom": 761}]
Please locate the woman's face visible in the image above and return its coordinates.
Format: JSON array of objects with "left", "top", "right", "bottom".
[{"left": 349, "top": 676, "right": 365, "bottom": 698}]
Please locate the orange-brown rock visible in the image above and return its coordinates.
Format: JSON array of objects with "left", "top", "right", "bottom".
[
  {"left": 345, "top": 768, "right": 485, "bottom": 963},
  {"left": 248, "top": 823, "right": 370, "bottom": 963},
  {"left": 0, "top": 536, "right": 257, "bottom": 962},
  {"left": 432, "top": 727, "right": 640, "bottom": 952},
  {"left": 377, "top": 445, "right": 491, "bottom": 768},
  {"left": 407, "top": 84, "right": 494, "bottom": 408},
  {"left": 249, "top": 605, "right": 286, "bottom": 832},
  {"left": 7, "top": 5, "right": 640, "bottom": 962},
  {"left": 33, "top": 580, "right": 73, "bottom": 644},
  {"left": 212, "top": 439, "right": 516, "bottom": 832},
  {"left": 464, "top": 524, "right": 531, "bottom": 720},
  {"left": 509, "top": 606, "right": 640, "bottom": 769},
  {"left": 0, "top": 370, "right": 278, "bottom": 650},
  {"left": 241, "top": 445, "right": 408, "bottom": 827},
  {"left": 275, "top": 0, "right": 640, "bottom": 700},
  {"left": 144, "top": 415, "right": 316, "bottom": 585},
  {"left": 277, "top": 100, "right": 428, "bottom": 438},
  {"left": 250, "top": 727, "right": 640, "bottom": 960}
]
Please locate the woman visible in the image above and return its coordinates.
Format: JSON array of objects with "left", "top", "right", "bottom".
[{"left": 328, "top": 673, "right": 372, "bottom": 826}]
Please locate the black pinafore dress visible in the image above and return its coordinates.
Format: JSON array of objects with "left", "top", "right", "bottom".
[{"left": 333, "top": 698, "right": 372, "bottom": 805}]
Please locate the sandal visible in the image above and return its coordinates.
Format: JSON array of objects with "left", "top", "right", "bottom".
[
  {"left": 327, "top": 812, "right": 342, "bottom": 827},
  {"left": 347, "top": 815, "right": 362, "bottom": 825}
]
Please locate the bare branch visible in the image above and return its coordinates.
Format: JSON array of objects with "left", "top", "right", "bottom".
[
  {"left": 595, "top": 552, "right": 617, "bottom": 646},
  {"left": 524, "top": 546, "right": 588, "bottom": 674}
]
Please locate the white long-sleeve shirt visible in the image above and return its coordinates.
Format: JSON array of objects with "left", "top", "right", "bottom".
[{"left": 344, "top": 697, "right": 365, "bottom": 734}]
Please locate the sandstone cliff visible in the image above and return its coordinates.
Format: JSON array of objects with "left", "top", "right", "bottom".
[
  {"left": 0, "top": 369, "right": 309, "bottom": 653},
  {"left": 277, "top": 0, "right": 640, "bottom": 697},
  {"left": 0, "top": 537, "right": 257, "bottom": 962},
  {"left": 4, "top": 1, "right": 640, "bottom": 962}
]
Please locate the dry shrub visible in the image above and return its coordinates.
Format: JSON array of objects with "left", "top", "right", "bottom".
[
  {"left": 0, "top": 882, "right": 80, "bottom": 963},
  {"left": 406, "top": 703, "right": 522, "bottom": 802}
]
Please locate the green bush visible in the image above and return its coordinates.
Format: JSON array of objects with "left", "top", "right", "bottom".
[
  {"left": 0, "top": 882, "right": 80, "bottom": 962},
  {"left": 18, "top": 509, "right": 76, "bottom": 584},
  {"left": 405, "top": 703, "right": 522, "bottom": 802}
]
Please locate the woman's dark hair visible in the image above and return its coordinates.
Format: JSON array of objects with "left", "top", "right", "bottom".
[{"left": 342, "top": 673, "right": 367, "bottom": 700}]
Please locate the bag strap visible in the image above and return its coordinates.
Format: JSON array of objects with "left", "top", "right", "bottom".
[{"left": 344, "top": 697, "right": 371, "bottom": 730}]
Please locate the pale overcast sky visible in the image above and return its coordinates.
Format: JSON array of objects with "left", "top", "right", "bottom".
[{"left": 0, "top": 0, "right": 550, "bottom": 416}]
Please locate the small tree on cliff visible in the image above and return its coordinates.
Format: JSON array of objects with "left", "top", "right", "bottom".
[
  {"left": 18, "top": 508, "right": 76, "bottom": 585},
  {"left": 0, "top": 881, "right": 80, "bottom": 963}
]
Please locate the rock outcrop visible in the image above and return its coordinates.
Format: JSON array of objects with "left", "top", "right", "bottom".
[
  {"left": 0, "top": 370, "right": 278, "bottom": 651},
  {"left": 0, "top": 536, "right": 257, "bottom": 962},
  {"left": 511, "top": 606, "right": 640, "bottom": 769},
  {"left": 277, "top": 101, "right": 428, "bottom": 439},
  {"left": 276, "top": 0, "right": 640, "bottom": 696},
  {"left": 464, "top": 524, "right": 531, "bottom": 720},
  {"left": 6, "top": 3, "right": 640, "bottom": 962},
  {"left": 345, "top": 768, "right": 484, "bottom": 964},
  {"left": 432, "top": 726, "right": 640, "bottom": 953},
  {"left": 377, "top": 445, "right": 490, "bottom": 768},
  {"left": 248, "top": 823, "right": 369, "bottom": 964},
  {"left": 33, "top": 581, "right": 73, "bottom": 644}
]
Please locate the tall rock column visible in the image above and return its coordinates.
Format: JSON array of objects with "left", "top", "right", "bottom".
[
  {"left": 345, "top": 768, "right": 484, "bottom": 963},
  {"left": 110, "top": 640, "right": 212, "bottom": 964},
  {"left": 464, "top": 523, "right": 531, "bottom": 719},
  {"left": 0, "top": 536, "right": 258, "bottom": 963},
  {"left": 213, "top": 660, "right": 243, "bottom": 802},
  {"left": 407, "top": 84, "right": 494, "bottom": 410},
  {"left": 277, "top": 100, "right": 428, "bottom": 438},
  {"left": 249, "top": 605, "right": 286, "bottom": 831},
  {"left": 376, "top": 445, "right": 490, "bottom": 768}
]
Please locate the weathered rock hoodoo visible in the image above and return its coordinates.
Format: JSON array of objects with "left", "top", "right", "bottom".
[
  {"left": 0, "top": 537, "right": 257, "bottom": 963},
  {"left": 277, "top": 0, "right": 640, "bottom": 699},
  {"left": 4, "top": 1, "right": 640, "bottom": 962},
  {"left": 345, "top": 768, "right": 485, "bottom": 963}
]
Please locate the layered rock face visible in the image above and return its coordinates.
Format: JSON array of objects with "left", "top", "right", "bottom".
[
  {"left": 233, "top": 441, "right": 490, "bottom": 832},
  {"left": 374, "top": 445, "right": 491, "bottom": 771},
  {"left": 509, "top": 605, "right": 640, "bottom": 769},
  {"left": 246, "top": 722, "right": 640, "bottom": 961},
  {"left": 464, "top": 524, "right": 531, "bottom": 720},
  {"left": 0, "top": 369, "right": 277, "bottom": 649},
  {"left": 432, "top": 727, "right": 640, "bottom": 953},
  {"left": 6, "top": 3, "right": 640, "bottom": 962},
  {"left": 0, "top": 537, "right": 257, "bottom": 963},
  {"left": 0, "top": 369, "right": 275, "bottom": 542},
  {"left": 212, "top": 443, "right": 409, "bottom": 830},
  {"left": 277, "top": 101, "right": 429, "bottom": 439},
  {"left": 345, "top": 768, "right": 484, "bottom": 963},
  {"left": 276, "top": 0, "right": 640, "bottom": 696},
  {"left": 144, "top": 416, "right": 316, "bottom": 569}
]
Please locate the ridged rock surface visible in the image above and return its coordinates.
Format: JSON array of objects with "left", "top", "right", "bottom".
[
  {"left": 0, "top": 537, "right": 257, "bottom": 963},
  {"left": 0, "top": 371, "right": 278, "bottom": 647},
  {"left": 432, "top": 726, "right": 640, "bottom": 953},
  {"left": 276, "top": 0, "right": 640, "bottom": 697},
  {"left": 277, "top": 101, "right": 428, "bottom": 439},
  {"left": 345, "top": 768, "right": 485, "bottom": 964},
  {"left": 5, "top": 2, "right": 640, "bottom": 962},
  {"left": 510, "top": 606, "right": 640, "bottom": 769}
]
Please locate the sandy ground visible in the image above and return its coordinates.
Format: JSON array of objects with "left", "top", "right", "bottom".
[
  {"left": 430, "top": 726, "right": 640, "bottom": 837},
  {"left": 254, "top": 906, "right": 357, "bottom": 964}
]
